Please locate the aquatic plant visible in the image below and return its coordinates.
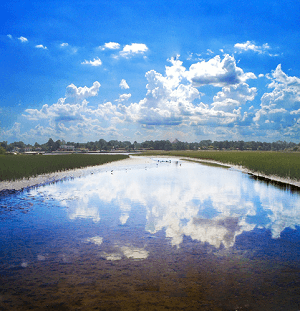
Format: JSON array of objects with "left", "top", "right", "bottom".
[
  {"left": 0, "top": 154, "right": 128, "bottom": 181},
  {"left": 140, "top": 150, "right": 300, "bottom": 181}
]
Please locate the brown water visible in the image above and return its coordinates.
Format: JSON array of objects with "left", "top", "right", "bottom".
[{"left": 0, "top": 157, "right": 299, "bottom": 310}]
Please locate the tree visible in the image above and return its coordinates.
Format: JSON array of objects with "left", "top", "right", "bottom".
[
  {"left": 134, "top": 141, "right": 141, "bottom": 150},
  {"left": 237, "top": 141, "right": 245, "bottom": 151},
  {"left": 0, "top": 146, "right": 6, "bottom": 154},
  {"left": 174, "top": 140, "right": 186, "bottom": 150},
  {"left": 53, "top": 140, "right": 61, "bottom": 151},
  {"left": 164, "top": 140, "right": 172, "bottom": 150},
  {"left": 98, "top": 139, "right": 107, "bottom": 150},
  {"left": 47, "top": 138, "right": 55, "bottom": 151},
  {"left": 0, "top": 141, "right": 7, "bottom": 149}
]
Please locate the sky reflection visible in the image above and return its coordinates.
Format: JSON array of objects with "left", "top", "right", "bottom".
[{"left": 30, "top": 157, "right": 300, "bottom": 249}]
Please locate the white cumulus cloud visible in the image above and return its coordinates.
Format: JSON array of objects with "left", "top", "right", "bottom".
[
  {"left": 119, "top": 79, "right": 130, "bottom": 89},
  {"left": 8, "top": 54, "right": 300, "bottom": 143},
  {"left": 123, "top": 57, "right": 200, "bottom": 126},
  {"left": 212, "top": 83, "right": 257, "bottom": 112},
  {"left": 253, "top": 64, "right": 300, "bottom": 135},
  {"left": 116, "top": 93, "right": 132, "bottom": 102},
  {"left": 65, "top": 81, "right": 101, "bottom": 100},
  {"left": 81, "top": 57, "right": 102, "bottom": 66},
  {"left": 35, "top": 44, "right": 47, "bottom": 50},
  {"left": 119, "top": 43, "right": 149, "bottom": 58},
  {"left": 234, "top": 41, "right": 278, "bottom": 56},
  {"left": 101, "top": 42, "right": 120, "bottom": 50},
  {"left": 120, "top": 55, "right": 257, "bottom": 129},
  {"left": 187, "top": 54, "right": 256, "bottom": 87},
  {"left": 18, "top": 36, "right": 28, "bottom": 43},
  {"left": 234, "top": 41, "right": 270, "bottom": 54},
  {"left": 21, "top": 81, "right": 125, "bottom": 141}
]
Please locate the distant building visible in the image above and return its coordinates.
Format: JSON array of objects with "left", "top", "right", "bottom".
[
  {"left": 59, "top": 145, "right": 75, "bottom": 151},
  {"left": 12, "top": 147, "right": 20, "bottom": 153}
]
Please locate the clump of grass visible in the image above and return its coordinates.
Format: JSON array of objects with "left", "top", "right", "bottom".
[
  {"left": 183, "top": 158, "right": 230, "bottom": 168},
  {"left": 0, "top": 154, "right": 128, "bottom": 181},
  {"left": 139, "top": 150, "right": 300, "bottom": 181}
]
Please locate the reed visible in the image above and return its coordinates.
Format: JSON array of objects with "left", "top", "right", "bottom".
[
  {"left": 140, "top": 150, "right": 300, "bottom": 181},
  {"left": 0, "top": 154, "right": 129, "bottom": 181}
]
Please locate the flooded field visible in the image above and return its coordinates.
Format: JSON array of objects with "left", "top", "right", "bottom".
[{"left": 0, "top": 156, "right": 300, "bottom": 310}]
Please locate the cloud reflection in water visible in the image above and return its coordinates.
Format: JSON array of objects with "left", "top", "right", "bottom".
[
  {"left": 99, "top": 245, "right": 149, "bottom": 261},
  {"left": 33, "top": 158, "right": 300, "bottom": 249}
]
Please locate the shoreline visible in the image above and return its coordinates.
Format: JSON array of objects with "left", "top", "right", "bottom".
[
  {"left": 0, "top": 156, "right": 152, "bottom": 193},
  {"left": 180, "top": 156, "right": 300, "bottom": 189},
  {"left": 0, "top": 155, "right": 299, "bottom": 193}
]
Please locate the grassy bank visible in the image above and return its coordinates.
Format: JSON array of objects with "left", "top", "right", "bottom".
[
  {"left": 140, "top": 150, "right": 300, "bottom": 181},
  {"left": 0, "top": 154, "right": 129, "bottom": 181}
]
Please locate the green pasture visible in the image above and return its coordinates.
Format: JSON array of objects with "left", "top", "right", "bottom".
[
  {"left": 0, "top": 154, "right": 129, "bottom": 181},
  {"left": 140, "top": 150, "right": 300, "bottom": 181}
]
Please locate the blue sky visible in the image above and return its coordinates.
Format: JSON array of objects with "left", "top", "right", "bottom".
[{"left": 1, "top": 0, "right": 300, "bottom": 144}]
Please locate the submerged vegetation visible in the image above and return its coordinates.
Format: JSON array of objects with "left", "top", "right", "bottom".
[
  {"left": 0, "top": 154, "right": 128, "bottom": 181},
  {"left": 140, "top": 150, "right": 300, "bottom": 181}
]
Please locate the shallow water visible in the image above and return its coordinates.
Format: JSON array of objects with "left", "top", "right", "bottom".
[{"left": 0, "top": 156, "right": 299, "bottom": 310}]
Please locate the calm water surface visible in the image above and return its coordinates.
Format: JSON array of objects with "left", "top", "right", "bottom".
[{"left": 0, "top": 157, "right": 300, "bottom": 310}]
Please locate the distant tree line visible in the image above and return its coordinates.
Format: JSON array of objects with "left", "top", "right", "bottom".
[
  {"left": 0, "top": 138, "right": 299, "bottom": 154},
  {"left": 140, "top": 139, "right": 300, "bottom": 151},
  {"left": 0, "top": 138, "right": 134, "bottom": 153}
]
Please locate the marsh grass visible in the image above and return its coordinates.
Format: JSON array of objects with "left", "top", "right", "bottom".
[
  {"left": 0, "top": 154, "right": 129, "bottom": 181},
  {"left": 183, "top": 158, "right": 230, "bottom": 168},
  {"left": 140, "top": 150, "right": 300, "bottom": 181}
]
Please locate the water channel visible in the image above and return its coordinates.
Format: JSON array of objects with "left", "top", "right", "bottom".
[{"left": 0, "top": 156, "right": 299, "bottom": 310}]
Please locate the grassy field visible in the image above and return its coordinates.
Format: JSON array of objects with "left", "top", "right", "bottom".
[
  {"left": 0, "top": 154, "right": 129, "bottom": 181},
  {"left": 139, "top": 150, "right": 300, "bottom": 181},
  {"left": 1, "top": 151, "right": 299, "bottom": 182}
]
